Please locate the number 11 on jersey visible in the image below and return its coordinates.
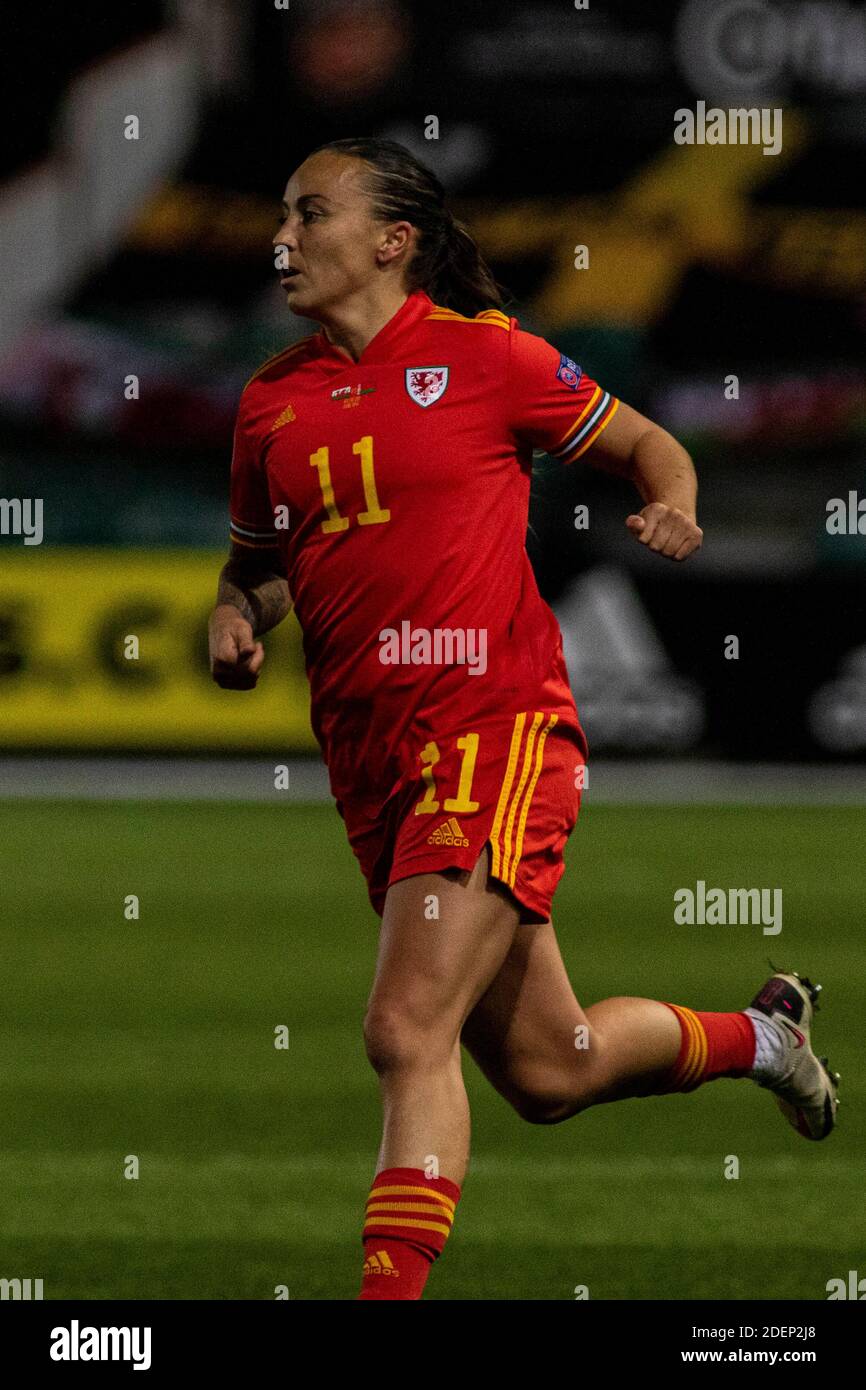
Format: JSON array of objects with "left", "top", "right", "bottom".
[{"left": 310, "top": 434, "right": 390, "bottom": 533}]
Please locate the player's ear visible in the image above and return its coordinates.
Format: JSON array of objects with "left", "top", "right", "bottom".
[{"left": 377, "top": 221, "right": 414, "bottom": 267}]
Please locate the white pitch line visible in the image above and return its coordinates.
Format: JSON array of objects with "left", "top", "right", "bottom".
[
  {"left": 3, "top": 1152, "right": 861, "bottom": 1180},
  {"left": 1, "top": 759, "right": 866, "bottom": 803}
]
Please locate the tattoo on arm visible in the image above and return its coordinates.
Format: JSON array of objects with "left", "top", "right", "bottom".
[{"left": 217, "top": 551, "right": 291, "bottom": 636}]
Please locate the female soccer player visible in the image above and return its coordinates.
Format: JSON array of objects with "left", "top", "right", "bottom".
[{"left": 208, "top": 138, "right": 839, "bottom": 1300}]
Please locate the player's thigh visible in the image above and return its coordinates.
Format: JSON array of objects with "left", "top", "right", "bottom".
[
  {"left": 461, "top": 918, "right": 592, "bottom": 1088},
  {"left": 366, "top": 845, "right": 521, "bottom": 1049}
]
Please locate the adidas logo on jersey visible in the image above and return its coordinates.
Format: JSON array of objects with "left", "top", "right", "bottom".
[
  {"left": 363, "top": 1250, "right": 399, "bottom": 1277},
  {"left": 269, "top": 402, "right": 296, "bottom": 430},
  {"left": 427, "top": 817, "right": 470, "bottom": 848}
]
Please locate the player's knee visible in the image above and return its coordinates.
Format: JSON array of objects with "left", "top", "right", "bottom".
[
  {"left": 511, "top": 1088, "right": 583, "bottom": 1125},
  {"left": 362, "top": 1002, "right": 448, "bottom": 1075},
  {"left": 506, "top": 1055, "right": 601, "bottom": 1124}
]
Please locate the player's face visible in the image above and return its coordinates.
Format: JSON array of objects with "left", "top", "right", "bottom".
[{"left": 274, "top": 152, "right": 392, "bottom": 319}]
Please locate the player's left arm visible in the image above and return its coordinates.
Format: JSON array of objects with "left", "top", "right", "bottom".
[
  {"left": 505, "top": 324, "right": 702, "bottom": 561},
  {"left": 584, "top": 400, "right": 702, "bottom": 562}
]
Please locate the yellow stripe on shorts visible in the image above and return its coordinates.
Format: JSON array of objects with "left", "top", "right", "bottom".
[
  {"left": 489, "top": 713, "right": 526, "bottom": 879},
  {"left": 509, "top": 714, "right": 557, "bottom": 887},
  {"left": 490, "top": 712, "right": 558, "bottom": 886}
]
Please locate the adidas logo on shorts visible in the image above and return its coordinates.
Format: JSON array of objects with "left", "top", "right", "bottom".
[{"left": 427, "top": 817, "right": 470, "bottom": 848}]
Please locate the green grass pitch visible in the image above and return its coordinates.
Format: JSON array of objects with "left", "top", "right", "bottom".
[{"left": 0, "top": 797, "right": 861, "bottom": 1300}]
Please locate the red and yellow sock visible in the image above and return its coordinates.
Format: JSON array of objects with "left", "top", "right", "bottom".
[
  {"left": 658, "top": 1004, "right": 756, "bottom": 1092},
  {"left": 358, "top": 1167, "right": 461, "bottom": 1301}
]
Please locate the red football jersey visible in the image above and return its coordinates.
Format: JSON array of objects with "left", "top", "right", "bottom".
[{"left": 229, "top": 288, "right": 619, "bottom": 802}]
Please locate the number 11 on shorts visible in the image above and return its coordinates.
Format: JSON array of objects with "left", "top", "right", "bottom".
[{"left": 415, "top": 734, "right": 480, "bottom": 815}]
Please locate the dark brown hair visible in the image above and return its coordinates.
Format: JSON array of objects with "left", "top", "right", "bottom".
[{"left": 310, "top": 136, "right": 508, "bottom": 317}]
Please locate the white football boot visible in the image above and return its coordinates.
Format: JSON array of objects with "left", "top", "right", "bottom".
[{"left": 745, "top": 970, "right": 840, "bottom": 1141}]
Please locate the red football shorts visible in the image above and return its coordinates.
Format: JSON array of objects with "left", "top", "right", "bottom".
[{"left": 335, "top": 710, "right": 587, "bottom": 924}]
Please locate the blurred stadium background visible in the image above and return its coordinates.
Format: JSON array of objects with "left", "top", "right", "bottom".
[{"left": 1, "top": 0, "right": 864, "bottom": 1300}]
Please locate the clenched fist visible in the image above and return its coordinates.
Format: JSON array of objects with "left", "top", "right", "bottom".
[
  {"left": 208, "top": 604, "right": 265, "bottom": 689},
  {"left": 625, "top": 503, "right": 703, "bottom": 561}
]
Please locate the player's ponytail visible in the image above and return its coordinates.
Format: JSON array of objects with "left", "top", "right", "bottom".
[{"left": 311, "top": 136, "right": 508, "bottom": 317}]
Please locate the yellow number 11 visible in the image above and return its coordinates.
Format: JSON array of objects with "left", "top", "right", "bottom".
[
  {"left": 310, "top": 434, "right": 390, "bottom": 533},
  {"left": 415, "top": 734, "right": 481, "bottom": 815}
]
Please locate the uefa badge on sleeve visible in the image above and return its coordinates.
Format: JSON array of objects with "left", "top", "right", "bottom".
[
  {"left": 556, "top": 354, "right": 582, "bottom": 390},
  {"left": 405, "top": 366, "right": 449, "bottom": 407}
]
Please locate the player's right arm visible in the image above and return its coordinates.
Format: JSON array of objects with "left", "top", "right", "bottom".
[
  {"left": 209, "top": 543, "right": 291, "bottom": 690},
  {"left": 209, "top": 386, "right": 292, "bottom": 691}
]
